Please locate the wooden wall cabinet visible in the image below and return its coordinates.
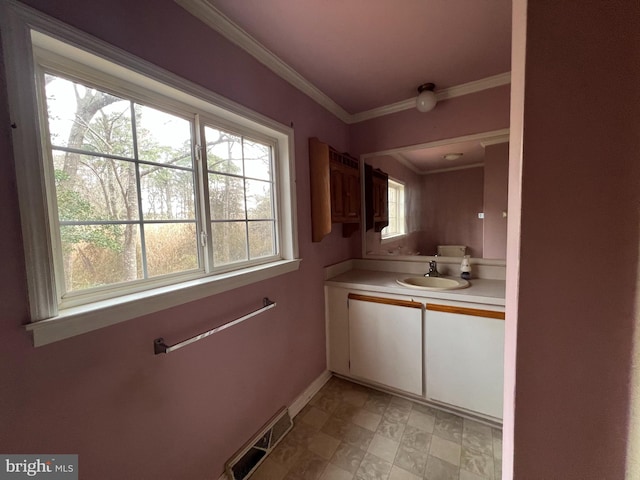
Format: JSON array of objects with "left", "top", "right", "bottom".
[
  {"left": 310, "top": 137, "right": 361, "bottom": 242},
  {"left": 365, "top": 164, "right": 389, "bottom": 232}
]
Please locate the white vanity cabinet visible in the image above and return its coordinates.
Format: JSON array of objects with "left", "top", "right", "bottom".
[
  {"left": 348, "top": 293, "right": 423, "bottom": 396},
  {"left": 324, "top": 278, "right": 505, "bottom": 421},
  {"left": 424, "top": 303, "right": 505, "bottom": 419}
]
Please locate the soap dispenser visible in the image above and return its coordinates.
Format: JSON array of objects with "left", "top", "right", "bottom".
[{"left": 460, "top": 255, "right": 471, "bottom": 280}]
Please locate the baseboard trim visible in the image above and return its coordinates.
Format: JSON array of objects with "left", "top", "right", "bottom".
[
  {"left": 216, "top": 370, "right": 332, "bottom": 480},
  {"left": 289, "top": 369, "right": 332, "bottom": 418}
]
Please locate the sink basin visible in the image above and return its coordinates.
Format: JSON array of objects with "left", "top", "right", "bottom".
[{"left": 396, "top": 276, "right": 469, "bottom": 290}]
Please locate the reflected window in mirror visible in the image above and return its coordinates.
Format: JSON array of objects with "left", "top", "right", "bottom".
[{"left": 382, "top": 179, "right": 405, "bottom": 240}]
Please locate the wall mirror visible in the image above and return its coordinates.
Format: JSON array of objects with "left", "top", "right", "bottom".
[{"left": 361, "top": 129, "right": 509, "bottom": 264}]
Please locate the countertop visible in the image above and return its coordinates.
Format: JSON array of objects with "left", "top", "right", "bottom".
[{"left": 325, "top": 269, "right": 506, "bottom": 307}]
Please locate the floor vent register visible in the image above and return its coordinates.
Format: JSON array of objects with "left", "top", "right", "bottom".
[{"left": 225, "top": 407, "right": 293, "bottom": 480}]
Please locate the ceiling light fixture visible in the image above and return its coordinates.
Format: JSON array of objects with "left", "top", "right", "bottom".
[
  {"left": 443, "top": 153, "right": 463, "bottom": 161},
  {"left": 416, "top": 83, "right": 437, "bottom": 112}
]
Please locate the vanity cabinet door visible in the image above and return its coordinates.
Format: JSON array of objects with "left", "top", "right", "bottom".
[
  {"left": 348, "top": 293, "right": 423, "bottom": 396},
  {"left": 425, "top": 304, "right": 505, "bottom": 419},
  {"left": 325, "top": 286, "right": 350, "bottom": 376}
]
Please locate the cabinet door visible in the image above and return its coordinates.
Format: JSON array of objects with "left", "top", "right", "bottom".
[
  {"left": 343, "top": 167, "right": 360, "bottom": 221},
  {"left": 425, "top": 304, "right": 504, "bottom": 419},
  {"left": 330, "top": 164, "right": 346, "bottom": 221},
  {"left": 372, "top": 178, "right": 382, "bottom": 219},
  {"left": 331, "top": 163, "right": 360, "bottom": 223},
  {"left": 374, "top": 175, "right": 388, "bottom": 223},
  {"left": 348, "top": 294, "right": 423, "bottom": 396},
  {"left": 365, "top": 167, "right": 389, "bottom": 231},
  {"left": 325, "top": 286, "right": 350, "bottom": 376}
]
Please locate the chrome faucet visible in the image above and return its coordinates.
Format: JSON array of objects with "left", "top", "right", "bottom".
[{"left": 424, "top": 260, "right": 439, "bottom": 277}]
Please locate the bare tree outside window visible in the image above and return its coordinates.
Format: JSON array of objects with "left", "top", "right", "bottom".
[
  {"left": 205, "top": 126, "right": 276, "bottom": 267},
  {"left": 45, "top": 74, "right": 198, "bottom": 292},
  {"left": 44, "top": 74, "right": 277, "bottom": 295}
]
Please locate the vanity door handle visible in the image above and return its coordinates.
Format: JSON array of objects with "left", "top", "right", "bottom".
[
  {"left": 348, "top": 293, "right": 422, "bottom": 309},
  {"left": 426, "top": 303, "right": 505, "bottom": 320}
]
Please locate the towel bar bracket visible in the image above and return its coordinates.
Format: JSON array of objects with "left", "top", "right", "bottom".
[
  {"left": 263, "top": 297, "right": 275, "bottom": 308},
  {"left": 153, "top": 297, "right": 276, "bottom": 355},
  {"left": 154, "top": 337, "right": 169, "bottom": 355}
]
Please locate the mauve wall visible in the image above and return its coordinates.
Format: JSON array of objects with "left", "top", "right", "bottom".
[
  {"left": 351, "top": 81, "right": 510, "bottom": 262},
  {"left": 350, "top": 85, "right": 511, "bottom": 157},
  {"left": 421, "top": 168, "right": 484, "bottom": 258},
  {"left": 0, "top": 1, "right": 357, "bottom": 478},
  {"left": 483, "top": 143, "right": 508, "bottom": 259},
  {"left": 505, "top": 0, "right": 640, "bottom": 478}
]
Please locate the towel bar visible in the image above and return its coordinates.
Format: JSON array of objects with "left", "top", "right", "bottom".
[{"left": 154, "top": 297, "right": 276, "bottom": 355}]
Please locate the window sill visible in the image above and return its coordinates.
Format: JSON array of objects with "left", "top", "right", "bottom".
[
  {"left": 380, "top": 233, "right": 407, "bottom": 244},
  {"left": 25, "top": 259, "right": 302, "bottom": 347}
]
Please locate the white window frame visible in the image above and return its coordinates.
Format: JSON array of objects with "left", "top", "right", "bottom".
[
  {"left": 381, "top": 178, "right": 406, "bottom": 241},
  {"left": 0, "top": 1, "right": 299, "bottom": 346}
]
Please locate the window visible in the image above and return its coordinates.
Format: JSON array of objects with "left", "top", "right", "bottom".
[
  {"left": 381, "top": 179, "right": 406, "bottom": 239},
  {"left": 42, "top": 74, "right": 281, "bottom": 300},
  {"left": 44, "top": 75, "right": 202, "bottom": 296},
  {"left": 204, "top": 126, "right": 278, "bottom": 268},
  {"left": 1, "top": 3, "right": 298, "bottom": 345}
]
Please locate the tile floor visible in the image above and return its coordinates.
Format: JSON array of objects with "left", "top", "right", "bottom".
[{"left": 251, "top": 377, "right": 502, "bottom": 480}]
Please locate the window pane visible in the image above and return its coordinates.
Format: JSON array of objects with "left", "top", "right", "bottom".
[
  {"left": 203, "top": 126, "right": 279, "bottom": 269},
  {"left": 243, "top": 139, "right": 271, "bottom": 181},
  {"left": 134, "top": 104, "right": 192, "bottom": 168},
  {"left": 398, "top": 186, "right": 405, "bottom": 231},
  {"left": 205, "top": 126, "right": 243, "bottom": 175},
  {"left": 245, "top": 179, "right": 273, "bottom": 220},
  {"left": 53, "top": 150, "right": 139, "bottom": 222},
  {"left": 382, "top": 180, "right": 405, "bottom": 238},
  {"left": 248, "top": 221, "right": 276, "bottom": 259},
  {"left": 44, "top": 74, "right": 204, "bottom": 294},
  {"left": 212, "top": 222, "right": 248, "bottom": 266},
  {"left": 140, "top": 165, "right": 195, "bottom": 220},
  {"left": 45, "top": 74, "right": 134, "bottom": 157},
  {"left": 144, "top": 223, "right": 199, "bottom": 277},
  {"left": 60, "top": 224, "right": 142, "bottom": 292},
  {"left": 209, "top": 174, "right": 246, "bottom": 220}
]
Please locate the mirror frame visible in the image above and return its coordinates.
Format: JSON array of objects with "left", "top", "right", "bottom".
[{"left": 360, "top": 128, "right": 509, "bottom": 267}]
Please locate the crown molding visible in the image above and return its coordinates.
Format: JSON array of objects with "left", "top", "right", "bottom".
[
  {"left": 175, "top": 0, "right": 352, "bottom": 123},
  {"left": 366, "top": 129, "right": 509, "bottom": 175},
  {"left": 390, "top": 153, "right": 423, "bottom": 175},
  {"left": 480, "top": 134, "right": 510, "bottom": 147},
  {"left": 392, "top": 152, "right": 485, "bottom": 176},
  {"left": 176, "top": 0, "right": 510, "bottom": 125},
  {"left": 437, "top": 72, "right": 511, "bottom": 101},
  {"left": 350, "top": 72, "right": 511, "bottom": 123},
  {"left": 362, "top": 129, "right": 511, "bottom": 160},
  {"left": 424, "top": 162, "right": 484, "bottom": 175}
]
